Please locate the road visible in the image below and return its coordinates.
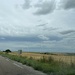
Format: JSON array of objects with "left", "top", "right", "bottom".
[{"left": 0, "top": 56, "right": 47, "bottom": 75}]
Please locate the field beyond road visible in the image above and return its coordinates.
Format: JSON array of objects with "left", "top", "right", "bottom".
[
  {"left": 10, "top": 52, "right": 75, "bottom": 64},
  {"left": 1, "top": 52, "right": 75, "bottom": 75}
]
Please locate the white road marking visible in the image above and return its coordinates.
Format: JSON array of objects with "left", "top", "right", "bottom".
[{"left": 13, "top": 63, "right": 23, "bottom": 69}]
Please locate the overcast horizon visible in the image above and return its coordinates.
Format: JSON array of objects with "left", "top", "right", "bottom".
[{"left": 0, "top": 0, "right": 75, "bottom": 52}]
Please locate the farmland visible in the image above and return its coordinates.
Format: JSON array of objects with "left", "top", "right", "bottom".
[
  {"left": 10, "top": 52, "right": 75, "bottom": 64},
  {"left": 1, "top": 52, "right": 75, "bottom": 75}
]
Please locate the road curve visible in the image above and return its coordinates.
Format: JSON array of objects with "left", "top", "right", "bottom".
[{"left": 0, "top": 56, "right": 47, "bottom": 75}]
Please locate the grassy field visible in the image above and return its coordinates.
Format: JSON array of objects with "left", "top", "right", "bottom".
[
  {"left": 1, "top": 52, "right": 75, "bottom": 75},
  {"left": 10, "top": 52, "right": 75, "bottom": 64}
]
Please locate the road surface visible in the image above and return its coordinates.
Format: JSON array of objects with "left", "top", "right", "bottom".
[{"left": 0, "top": 56, "right": 47, "bottom": 75}]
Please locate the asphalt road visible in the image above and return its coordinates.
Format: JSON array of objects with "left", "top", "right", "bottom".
[{"left": 0, "top": 56, "right": 47, "bottom": 75}]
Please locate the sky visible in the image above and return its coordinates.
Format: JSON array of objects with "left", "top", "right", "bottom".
[{"left": 0, "top": 0, "right": 75, "bottom": 52}]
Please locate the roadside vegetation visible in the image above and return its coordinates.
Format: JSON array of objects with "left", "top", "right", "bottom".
[{"left": 0, "top": 52, "right": 75, "bottom": 75}]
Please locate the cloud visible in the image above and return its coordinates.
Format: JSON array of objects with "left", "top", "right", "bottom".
[
  {"left": 0, "top": 34, "right": 62, "bottom": 42},
  {"left": 0, "top": 0, "right": 75, "bottom": 52},
  {"left": 22, "top": 0, "right": 31, "bottom": 9},
  {"left": 60, "top": 0, "right": 75, "bottom": 9},
  {"left": 38, "top": 35, "right": 63, "bottom": 41},
  {"left": 60, "top": 30, "right": 75, "bottom": 35},
  {"left": 0, "top": 37, "right": 5, "bottom": 40},
  {"left": 33, "top": 0, "right": 75, "bottom": 15},
  {"left": 34, "top": 0, "right": 56, "bottom": 15},
  {"left": 49, "top": 35, "right": 63, "bottom": 41},
  {"left": 38, "top": 35, "right": 49, "bottom": 40},
  {"left": 17, "top": 0, "right": 75, "bottom": 15},
  {"left": 37, "top": 23, "right": 48, "bottom": 27},
  {"left": 43, "top": 27, "right": 58, "bottom": 31},
  {"left": 0, "top": 36, "right": 48, "bottom": 42}
]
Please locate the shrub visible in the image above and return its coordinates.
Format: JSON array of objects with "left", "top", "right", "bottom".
[{"left": 4, "top": 49, "right": 11, "bottom": 53}]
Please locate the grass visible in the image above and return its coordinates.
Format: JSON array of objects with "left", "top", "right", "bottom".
[
  {"left": 10, "top": 52, "right": 75, "bottom": 65},
  {"left": 0, "top": 52, "right": 75, "bottom": 75}
]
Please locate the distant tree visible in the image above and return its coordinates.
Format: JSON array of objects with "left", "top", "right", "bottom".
[{"left": 4, "top": 49, "right": 11, "bottom": 53}]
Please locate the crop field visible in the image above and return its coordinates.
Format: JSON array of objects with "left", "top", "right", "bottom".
[
  {"left": 9, "top": 52, "right": 75, "bottom": 65},
  {"left": 1, "top": 52, "right": 75, "bottom": 75}
]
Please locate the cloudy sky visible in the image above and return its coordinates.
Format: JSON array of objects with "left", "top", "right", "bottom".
[{"left": 0, "top": 0, "right": 75, "bottom": 52}]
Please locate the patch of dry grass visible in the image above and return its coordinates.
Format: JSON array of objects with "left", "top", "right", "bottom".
[{"left": 9, "top": 52, "right": 75, "bottom": 64}]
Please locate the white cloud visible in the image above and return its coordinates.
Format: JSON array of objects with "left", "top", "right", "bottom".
[
  {"left": 38, "top": 35, "right": 49, "bottom": 40},
  {"left": 0, "top": 0, "right": 75, "bottom": 52}
]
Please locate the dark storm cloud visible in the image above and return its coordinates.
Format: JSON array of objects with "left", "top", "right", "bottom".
[
  {"left": 60, "top": 30, "right": 75, "bottom": 35},
  {"left": 22, "top": 0, "right": 31, "bottom": 9},
  {"left": 0, "top": 35, "right": 63, "bottom": 43},
  {"left": 21, "top": 0, "right": 75, "bottom": 15},
  {"left": 49, "top": 35, "right": 63, "bottom": 41},
  {"left": 60, "top": 0, "right": 75, "bottom": 9},
  {"left": 34, "top": 0, "right": 56, "bottom": 15},
  {"left": 21, "top": 0, "right": 75, "bottom": 14},
  {"left": 0, "top": 36, "right": 43, "bottom": 42}
]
